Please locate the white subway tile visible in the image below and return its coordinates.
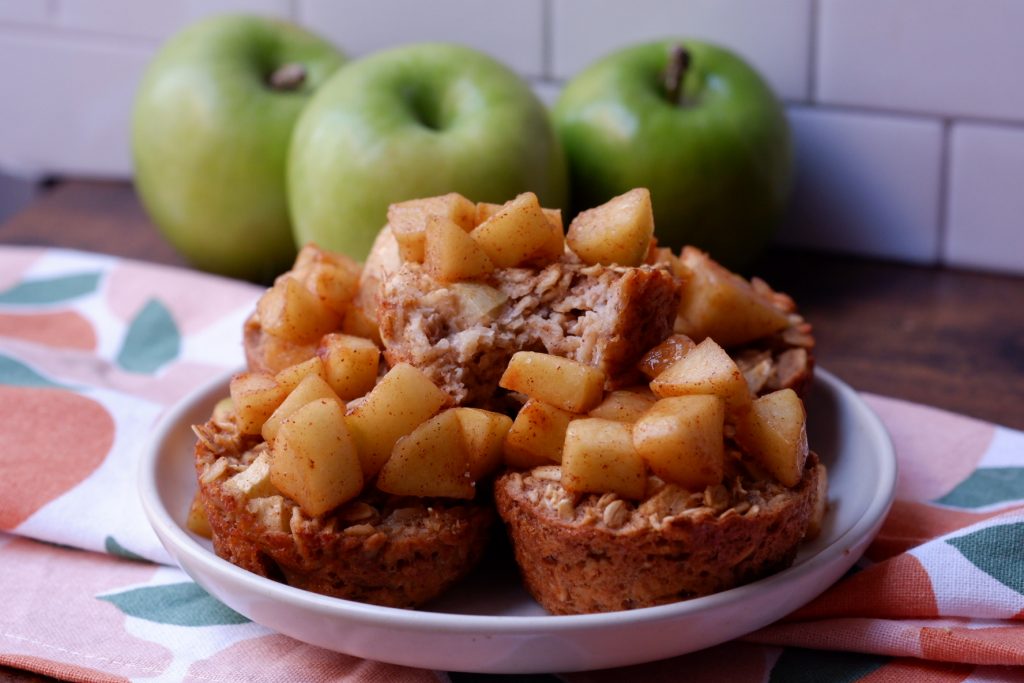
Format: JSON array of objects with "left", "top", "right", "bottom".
[
  {"left": 0, "top": 0, "right": 50, "bottom": 25},
  {"left": 297, "top": 0, "right": 545, "bottom": 77},
  {"left": 778, "top": 106, "right": 943, "bottom": 264},
  {"left": 817, "top": 0, "right": 1024, "bottom": 123},
  {"left": 0, "top": 31, "right": 153, "bottom": 177},
  {"left": 530, "top": 80, "right": 562, "bottom": 108},
  {"left": 551, "top": 0, "right": 812, "bottom": 101},
  {"left": 53, "top": 0, "right": 292, "bottom": 41},
  {"left": 944, "top": 123, "right": 1024, "bottom": 275}
]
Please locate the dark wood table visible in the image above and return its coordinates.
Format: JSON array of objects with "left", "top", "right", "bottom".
[{"left": 0, "top": 179, "right": 1022, "bottom": 682}]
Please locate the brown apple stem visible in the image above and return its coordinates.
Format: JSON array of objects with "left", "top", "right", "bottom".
[
  {"left": 663, "top": 44, "right": 691, "bottom": 106},
  {"left": 268, "top": 63, "right": 307, "bottom": 91}
]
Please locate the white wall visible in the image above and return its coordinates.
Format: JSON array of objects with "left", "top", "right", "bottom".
[{"left": 1, "top": 0, "right": 1022, "bottom": 275}]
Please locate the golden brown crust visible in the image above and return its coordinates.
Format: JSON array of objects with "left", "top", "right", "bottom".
[
  {"left": 194, "top": 416, "right": 493, "bottom": 609},
  {"left": 494, "top": 454, "right": 823, "bottom": 614}
]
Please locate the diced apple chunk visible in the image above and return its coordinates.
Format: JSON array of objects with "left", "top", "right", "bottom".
[
  {"left": 317, "top": 332, "right": 380, "bottom": 400},
  {"left": 274, "top": 356, "right": 326, "bottom": 394},
  {"left": 637, "top": 333, "right": 697, "bottom": 380},
  {"left": 453, "top": 407, "right": 513, "bottom": 480},
  {"left": 187, "top": 493, "right": 212, "bottom": 538},
  {"left": 498, "top": 351, "right": 605, "bottom": 414},
  {"left": 269, "top": 398, "right": 363, "bottom": 517},
  {"left": 293, "top": 244, "right": 361, "bottom": 316},
  {"left": 424, "top": 214, "right": 495, "bottom": 282},
  {"left": 561, "top": 418, "right": 647, "bottom": 500},
  {"left": 223, "top": 451, "right": 278, "bottom": 499},
  {"left": 388, "top": 192, "right": 477, "bottom": 263},
  {"left": 675, "top": 247, "right": 790, "bottom": 347},
  {"left": 376, "top": 409, "right": 475, "bottom": 499},
  {"left": 734, "top": 388, "right": 809, "bottom": 487},
  {"left": 229, "top": 372, "right": 287, "bottom": 435},
  {"left": 588, "top": 389, "right": 656, "bottom": 423},
  {"left": 632, "top": 395, "right": 726, "bottom": 489},
  {"left": 471, "top": 192, "right": 561, "bottom": 268},
  {"left": 257, "top": 275, "right": 342, "bottom": 343},
  {"left": 341, "top": 306, "right": 382, "bottom": 346},
  {"left": 503, "top": 398, "right": 573, "bottom": 468},
  {"left": 650, "top": 338, "right": 752, "bottom": 415},
  {"left": 346, "top": 363, "right": 449, "bottom": 478},
  {"left": 477, "top": 200, "right": 564, "bottom": 263},
  {"left": 566, "top": 188, "right": 654, "bottom": 267},
  {"left": 450, "top": 282, "right": 508, "bottom": 321},
  {"left": 261, "top": 374, "right": 342, "bottom": 444}
]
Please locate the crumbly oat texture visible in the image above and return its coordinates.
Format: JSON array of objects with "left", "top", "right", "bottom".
[
  {"left": 378, "top": 261, "right": 681, "bottom": 405},
  {"left": 494, "top": 454, "right": 824, "bottom": 614},
  {"left": 193, "top": 414, "right": 493, "bottom": 609}
]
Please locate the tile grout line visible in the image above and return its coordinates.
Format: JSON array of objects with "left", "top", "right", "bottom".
[
  {"left": 935, "top": 119, "right": 954, "bottom": 267},
  {"left": 807, "top": 0, "right": 820, "bottom": 103},
  {"left": 541, "top": 0, "right": 553, "bottom": 81}
]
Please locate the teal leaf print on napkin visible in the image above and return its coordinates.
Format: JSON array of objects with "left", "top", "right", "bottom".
[
  {"left": 947, "top": 522, "right": 1024, "bottom": 595},
  {"left": 769, "top": 648, "right": 889, "bottom": 683},
  {"left": 105, "top": 536, "right": 148, "bottom": 562},
  {"left": 0, "top": 272, "right": 101, "bottom": 304},
  {"left": 935, "top": 468, "right": 1024, "bottom": 509},
  {"left": 99, "top": 582, "right": 249, "bottom": 626},
  {"left": 116, "top": 299, "right": 180, "bottom": 374},
  {"left": 0, "top": 354, "right": 71, "bottom": 388}
]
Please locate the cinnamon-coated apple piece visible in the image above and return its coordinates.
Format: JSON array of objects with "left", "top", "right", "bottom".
[
  {"left": 499, "top": 351, "right": 605, "bottom": 414},
  {"left": 471, "top": 192, "right": 563, "bottom": 267},
  {"left": 650, "top": 337, "right": 752, "bottom": 416},
  {"left": 261, "top": 373, "right": 342, "bottom": 443},
  {"left": 376, "top": 409, "right": 476, "bottom": 499},
  {"left": 424, "top": 214, "right": 495, "bottom": 282},
  {"left": 566, "top": 187, "right": 654, "bottom": 267},
  {"left": 229, "top": 372, "right": 286, "bottom": 435},
  {"left": 317, "top": 333, "right": 380, "bottom": 400},
  {"left": 561, "top": 418, "right": 647, "bottom": 500},
  {"left": 503, "top": 398, "right": 573, "bottom": 468},
  {"left": 632, "top": 395, "right": 725, "bottom": 489},
  {"left": 675, "top": 247, "right": 789, "bottom": 348},
  {"left": 388, "top": 192, "right": 477, "bottom": 263},
  {"left": 270, "top": 398, "right": 363, "bottom": 517},
  {"left": 734, "top": 388, "right": 809, "bottom": 487},
  {"left": 346, "top": 363, "right": 449, "bottom": 478}
]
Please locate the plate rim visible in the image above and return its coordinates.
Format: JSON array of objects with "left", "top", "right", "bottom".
[{"left": 139, "top": 366, "right": 896, "bottom": 649}]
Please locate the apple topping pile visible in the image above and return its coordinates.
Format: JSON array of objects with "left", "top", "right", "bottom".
[{"left": 191, "top": 186, "right": 822, "bottom": 563}]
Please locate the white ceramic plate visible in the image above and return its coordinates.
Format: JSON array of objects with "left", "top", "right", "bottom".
[{"left": 139, "top": 367, "right": 896, "bottom": 674}]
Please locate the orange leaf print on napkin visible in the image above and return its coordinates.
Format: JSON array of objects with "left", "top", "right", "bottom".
[
  {"left": 0, "top": 386, "right": 113, "bottom": 529},
  {"left": 0, "top": 311, "right": 96, "bottom": 350}
]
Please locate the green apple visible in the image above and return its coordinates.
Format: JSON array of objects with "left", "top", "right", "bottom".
[
  {"left": 554, "top": 40, "right": 792, "bottom": 269},
  {"left": 132, "top": 15, "right": 345, "bottom": 281},
  {"left": 288, "top": 42, "right": 567, "bottom": 261}
]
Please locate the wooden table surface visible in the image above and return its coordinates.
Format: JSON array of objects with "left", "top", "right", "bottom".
[{"left": 0, "top": 179, "right": 1022, "bottom": 682}]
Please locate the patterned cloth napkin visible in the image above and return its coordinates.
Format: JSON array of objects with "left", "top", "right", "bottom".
[{"left": 2, "top": 246, "right": 1023, "bottom": 683}]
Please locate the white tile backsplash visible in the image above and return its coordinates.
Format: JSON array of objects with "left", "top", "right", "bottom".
[
  {"left": 298, "top": 0, "right": 545, "bottom": 77},
  {"left": 779, "top": 107, "right": 943, "bottom": 264},
  {"left": 53, "top": 0, "right": 291, "bottom": 40},
  {"left": 944, "top": 124, "right": 1024, "bottom": 275},
  {"left": 551, "top": 0, "right": 813, "bottom": 101},
  {"left": 0, "top": 0, "right": 1022, "bottom": 274},
  {"left": 0, "top": 30, "right": 151, "bottom": 177},
  {"left": 817, "top": 0, "right": 1024, "bottom": 124},
  {"left": 0, "top": 0, "right": 49, "bottom": 25}
]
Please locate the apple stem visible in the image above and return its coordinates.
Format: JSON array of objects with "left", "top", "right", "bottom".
[
  {"left": 268, "top": 63, "right": 307, "bottom": 91},
  {"left": 663, "top": 44, "right": 691, "bottom": 106}
]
